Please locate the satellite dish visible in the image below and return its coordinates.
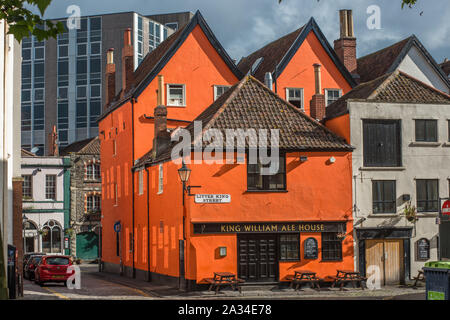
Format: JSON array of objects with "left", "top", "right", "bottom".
[
  {"left": 251, "top": 57, "right": 264, "bottom": 75},
  {"left": 31, "top": 147, "right": 39, "bottom": 154}
]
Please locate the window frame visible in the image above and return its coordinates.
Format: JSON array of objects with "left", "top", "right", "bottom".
[
  {"left": 247, "top": 153, "right": 287, "bottom": 192},
  {"left": 415, "top": 119, "right": 438, "bottom": 142},
  {"left": 22, "top": 175, "right": 33, "bottom": 199},
  {"left": 166, "top": 84, "right": 186, "bottom": 107},
  {"left": 213, "top": 85, "right": 231, "bottom": 101},
  {"left": 363, "top": 119, "right": 402, "bottom": 167},
  {"left": 279, "top": 233, "right": 300, "bottom": 262},
  {"left": 372, "top": 180, "right": 397, "bottom": 214},
  {"left": 45, "top": 175, "right": 57, "bottom": 201},
  {"left": 416, "top": 179, "right": 439, "bottom": 213},
  {"left": 324, "top": 88, "right": 342, "bottom": 106},
  {"left": 321, "top": 232, "right": 343, "bottom": 262},
  {"left": 285, "top": 87, "right": 304, "bottom": 110},
  {"left": 157, "top": 164, "right": 164, "bottom": 195}
]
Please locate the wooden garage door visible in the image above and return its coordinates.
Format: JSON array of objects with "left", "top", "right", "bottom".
[{"left": 366, "top": 239, "right": 404, "bottom": 285}]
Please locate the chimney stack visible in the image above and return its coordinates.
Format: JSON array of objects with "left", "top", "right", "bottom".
[
  {"left": 264, "top": 72, "right": 273, "bottom": 90},
  {"left": 334, "top": 10, "right": 358, "bottom": 79},
  {"left": 48, "top": 125, "right": 59, "bottom": 156},
  {"left": 121, "top": 28, "right": 134, "bottom": 97},
  {"left": 105, "top": 48, "right": 116, "bottom": 109},
  {"left": 152, "top": 105, "right": 171, "bottom": 158},
  {"left": 310, "top": 64, "right": 326, "bottom": 121},
  {"left": 153, "top": 77, "right": 170, "bottom": 158},
  {"left": 157, "top": 75, "right": 165, "bottom": 106}
]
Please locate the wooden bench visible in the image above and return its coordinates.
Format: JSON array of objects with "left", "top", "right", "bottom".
[
  {"left": 205, "top": 272, "right": 244, "bottom": 294},
  {"left": 289, "top": 270, "right": 323, "bottom": 291},
  {"left": 413, "top": 270, "right": 425, "bottom": 287},
  {"left": 329, "top": 270, "right": 367, "bottom": 291}
]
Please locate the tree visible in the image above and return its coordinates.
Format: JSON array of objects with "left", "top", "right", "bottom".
[
  {"left": 278, "top": 0, "right": 417, "bottom": 8},
  {"left": 0, "top": 0, "right": 64, "bottom": 43}
]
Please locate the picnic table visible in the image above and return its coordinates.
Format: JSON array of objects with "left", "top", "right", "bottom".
[
  {"left": 413, "top": 270, "right": 426, "bottom": 287},
  {"left": 288, "top": 270, "right": 322, "bottom": 291},
  {"left": 329, "top": 270, "right": 366, "bottom": 291},
  {"left": 205, "top": 272, "right": 245, "bottom": 294}
]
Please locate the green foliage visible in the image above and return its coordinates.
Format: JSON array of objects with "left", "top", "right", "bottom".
[{"left": 0, "top": 0, "right": 64, "bottom": 43}]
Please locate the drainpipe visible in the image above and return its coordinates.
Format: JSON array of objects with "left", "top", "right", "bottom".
[
  {"left": 131, "top": 97, "right": 136, "bottom": 278},
  {"left": 145, "top": 166, "right": 151, "bottom": 282}
]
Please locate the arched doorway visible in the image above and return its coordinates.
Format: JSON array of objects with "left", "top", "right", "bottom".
[
  {"left": 23, "top": 221, "right": 38, "bottom": 253},
  {"left": 41, "top": 220, "right": 63, "bottom": 254}
]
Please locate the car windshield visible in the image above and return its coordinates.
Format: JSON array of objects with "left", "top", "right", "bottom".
[
  {"left": 31, "top": 257, "right": 42, "bottom": 263},
  {"left": 45, "top": 257, "right": 70, "bottom": 265}
]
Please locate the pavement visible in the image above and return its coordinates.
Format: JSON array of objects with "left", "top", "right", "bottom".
[{"left": 20, "top": 264, "right": 426, "bottom": 300}]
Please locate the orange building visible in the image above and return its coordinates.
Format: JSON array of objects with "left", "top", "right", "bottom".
[
  {"left": 98, "top": 10, "right": 357, "bottom": 287},
  {"left": 237, "top": 11, "right": 357, "bottom": 118},
  {"left": 97, "top": 11, "right": 242, "bottom": 278},
  {"left": 132, "top": 76, "right": 354, "bottom": 287}
]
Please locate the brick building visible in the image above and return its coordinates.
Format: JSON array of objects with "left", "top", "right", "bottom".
[{"left": 61, "top": 137, "right": 101, "bottom": 261}]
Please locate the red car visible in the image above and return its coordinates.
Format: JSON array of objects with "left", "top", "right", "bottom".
[{"left": 34, "top": 255, "right": 74, "bottom": 286}]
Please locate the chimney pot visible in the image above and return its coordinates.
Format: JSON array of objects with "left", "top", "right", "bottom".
[
  {"left": 335, "top": 9, "right": 357, "bottom": 76},
  {"left": 264, "top": 72, "right": 273, "bottom": 90},
  {"left": 105, "top": 48, "right": 116, "bottom": 109},
  {"left": 313, "top": 63, "right": 322, "bottom": 95},
  {"left": 121, "top": 29, "right": 134, "bottom": 97}
]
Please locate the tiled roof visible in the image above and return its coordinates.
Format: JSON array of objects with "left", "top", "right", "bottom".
[
  {"left": 237, "top": 27, "right": 304, "bottom": 82},
  {"left": 357, "top": 37, "right": 411, "bottom": 83},
  {"left": 326, "top": 71, "right": 450, "bottom": 120},
  {"left": 441, "top": 60, "right": 450, "bottom": 77},
  {"left": 60, "top": 137, "right": 100, "bottom": 156},
  {"left": 135, "top": 76, "right": 353, "bottom": 168}
]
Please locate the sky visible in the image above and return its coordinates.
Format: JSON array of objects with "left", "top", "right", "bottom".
[{"left": 38, "top": 0, "right": 450, "bottom": 63}]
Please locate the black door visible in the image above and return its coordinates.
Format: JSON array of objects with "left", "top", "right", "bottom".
[{"left": 238, "top": 234, "right": 278, "bottom": 282}]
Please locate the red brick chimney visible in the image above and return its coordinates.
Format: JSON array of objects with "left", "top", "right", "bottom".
[
  {"left": 48, "top": 125, "right": 59, "bottom": 156},
  {"left": 152, "top": 76, "right": 171, "bottom": 158},
  {"left": 152, "top": 105, "right": 171, "bottom": 158},
  {"left": 334, "top": 10, "right": 358, "bottom": 78},
  {"left": 105, "top": 48, "right": 116, "bottom": 109},
  {"left": 310, "top": 63, "right": 326, "bottom": 121},
  {"left": 121, "top": 28, "right": 134, "bottom": 97}
]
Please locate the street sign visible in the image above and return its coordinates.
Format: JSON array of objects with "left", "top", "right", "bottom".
[
  {"left": 194, "top": 194, "right": 231, "bottom": 204},
  {"left": 442, "top": 200, "right": 450, "bottom": 216}
]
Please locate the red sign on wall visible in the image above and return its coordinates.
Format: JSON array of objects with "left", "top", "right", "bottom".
[{"left": 442, "top": 200, "right": 450, "bottom": 216}]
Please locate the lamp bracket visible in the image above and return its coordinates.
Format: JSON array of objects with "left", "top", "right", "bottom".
[{"left": 187, "top": 185, "right": 202, "bottom": 196}]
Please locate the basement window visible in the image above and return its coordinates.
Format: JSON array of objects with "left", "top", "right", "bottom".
[{"left": 167, "top": 84, "right": 186, "bottom": 107}]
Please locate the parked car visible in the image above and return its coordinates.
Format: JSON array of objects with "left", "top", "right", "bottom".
[
  {"left": 23, "top": 253, "right": 45, "bottom": 276},
  {"left": 34, "top": 255, "right": 74, "bottom": 286},
  {"left": 24, "top": 256, "right": 43, "bottom": 280}
]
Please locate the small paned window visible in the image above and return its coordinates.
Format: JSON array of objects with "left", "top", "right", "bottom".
[
  {"left": 372, "top": 180, "right": 396, "bottom": 213},
  {"left": 45, "top": 175, "right": 57, "bottom": 200},
  {"left": 286, "top": 88, "right": 303, "bottom": 109},
  {"left": 416, "top": 179, "right": 439, "bottom": 212},
  {"left": 322, "top": 233, "right": 342, "bottom": 261},
  {"left": 279, "top": 234, "right": 299, "bottom": 261},
  {"left": 415, "top": 120, "right": 438, "bottom": 142}
]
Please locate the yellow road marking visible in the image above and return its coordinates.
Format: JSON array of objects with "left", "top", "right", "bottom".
[
  {"left": 97, "top": 279, "right": 152, "bottom": 298},
  {"left": 43, "top": 286, "right": 70, "bottom": 300}
]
